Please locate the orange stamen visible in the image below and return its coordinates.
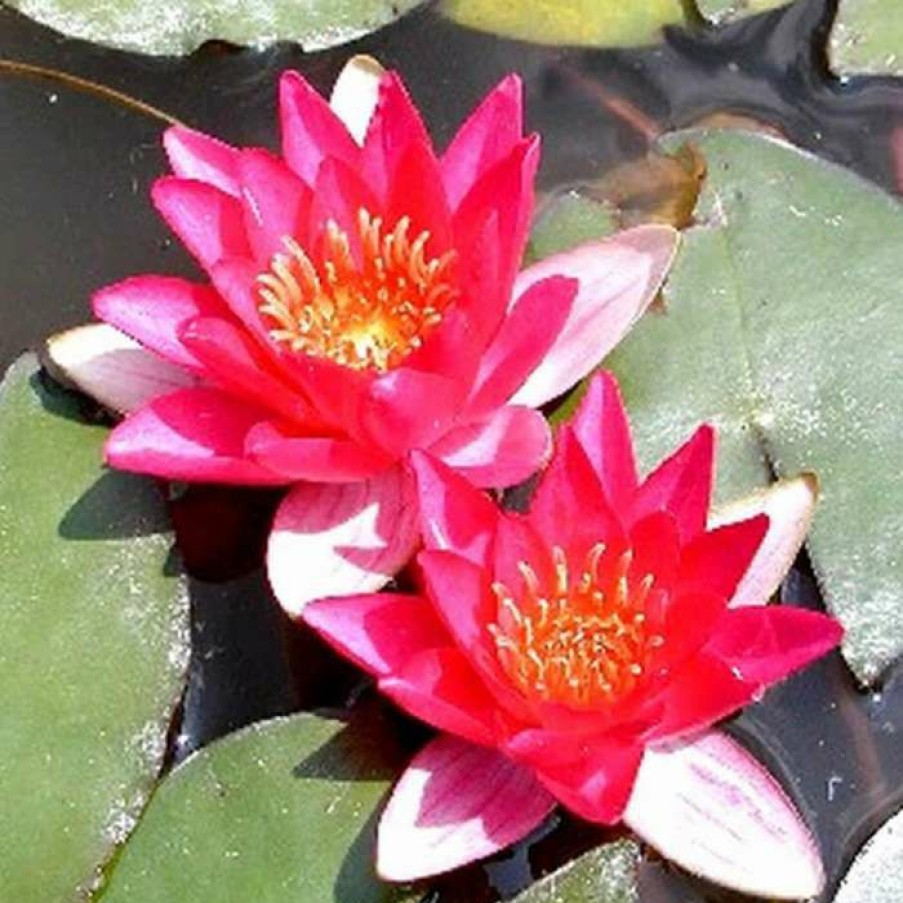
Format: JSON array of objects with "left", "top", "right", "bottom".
[
  {"left": 255, "top": 209, "right": 458, "bottom": 372},
  {"left": 488, "top": 543, "right": 663, "bottom": 708}
]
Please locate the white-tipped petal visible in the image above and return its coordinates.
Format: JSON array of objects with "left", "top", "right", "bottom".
[
  {"left": 44, "top": 323, "right": 195, "bottom": 415},
  {"left": 624, "top": 730, "right": 824, "bottom": 900},
  {"left": 377, "top": 735, "right": 555, "bottom": 882},
  {"left": 710, "top": 473, "right": 818, "bottom": 608},
  {"left": 329, "top": 54, "right": 385, "bottom": 144},
  {"left": 267, "top": 464, "right": 418, "bottom": 618}
]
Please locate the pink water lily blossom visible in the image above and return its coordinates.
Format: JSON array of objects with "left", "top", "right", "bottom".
[
  {"left": 64, "top": 58, "right": 678, "bottom": 614},
  {"left": 304, "top": 371, "right": 843, "bottom": 899}
]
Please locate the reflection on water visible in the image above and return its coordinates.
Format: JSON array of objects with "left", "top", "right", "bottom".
[{"left": 2, "top": 0, "right": 903, "bottom": 899}]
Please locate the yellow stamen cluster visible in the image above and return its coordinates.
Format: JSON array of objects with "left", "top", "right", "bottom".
[
  {"left": 255, "top": 209, "right": 458, "bottom": 372},
  {"left": 489, "top": 543, "right": 663, "bottom": 708}
]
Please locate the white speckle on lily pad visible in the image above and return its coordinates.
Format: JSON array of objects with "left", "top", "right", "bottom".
[
  {"left": 8, "top": 0, "right": 427, "bottom": 56},
  {"left": 835, "top": 808, "right": 903, "bottom": 903}
]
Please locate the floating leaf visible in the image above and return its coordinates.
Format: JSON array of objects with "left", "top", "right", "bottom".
[
  {"left": 697, "top": 0, "right": 789, "bottom": 26},
  {"left": 0, "top": 355, "right": 189, "bottom": 900},
  {"left": 439, "top": 0, "right": 685, "bottom": 48},
  {"left": 829, "top": 0, "right": 903, "bottom": 77},
  {"left": 7, "top": 0, "right": 426, "bottom": 56},
  {"left": 509, "top": 839, "right": 641, "bottom": 903},
  {"left": 98, "top": 704, "right": 416, "bottom": 901},
  {"left": 834, "top": 808, "right": 903, "bottom": 903},
  {"left": 591, "top": 130, "right": 903, "bottom": 684},
  {"left": 527, "top": 192, "right": 619, "bottom": 264}
]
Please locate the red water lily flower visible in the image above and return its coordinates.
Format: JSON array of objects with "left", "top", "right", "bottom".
[
  {"left": 304, "top": 371, "right": 843, "bottom": 898},
  {"left": 55, "top": 58, "right": 677, "bottom": 614}
]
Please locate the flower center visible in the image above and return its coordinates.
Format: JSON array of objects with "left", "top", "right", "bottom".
[
  {"left": 255, "top": 209, "right": 458, "bottom": 372},
  {"left": 489, "top": 544, "right": 663, "bottom": 709}
]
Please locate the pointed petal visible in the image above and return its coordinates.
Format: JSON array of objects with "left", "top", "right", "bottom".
[
  {"left": 624, "top": 731, "right": 825, "bottom": 900},
  {"left": 706, "top": 606, "right": 843, "bottom": 688},
  {"left": 377, "top": 736, "right": 554, "bottom": 881},
  {"left": 428, "top": 405, "right": 551, "bottom": 489},
  {"left": 467, "top": 275, "right": 576, "bottom": 415},
  {"left": 279, "top": 70, "right": 359, "bottom": 186},
  {"left": 45, "top": 324, "right": 196, "bottom": 415},
  {"left": 267, "top": 465, "right": 418, "bottom": 617},
  {"left": 237, "top": 149, "right": 312, "bottom": 263},
  {"left": 178, "top": 315, "right": 321, "bottom": 426},
  {"left": 441, "top": 74, "right": 524, "bottom": 210},
  {"left": 163, "top": 125, "right": 240, "bottom": 196},
  {"left": 302, "top": 591, "right": 447, "bottom": 678},
  {"left": 710, "top": 474, "right": 818, "bottom": 608},
  {"left": 417, "top": 549, "right": 532, "bottom": 721},
  {"left": 381, "top": 647, "right": 498, "bottom": 746},
  {"left": 629, "top": 424, "right": 715, "bottom": 542},
  {"left": 105, "top": 387, "right": 285, "bottom": 484},
  {"left": 408, "top": 451, "right": 498, "bottom": 566},
  {"left": 570, "top": 371, "right": 639, "bottom": 510},
  {"left": 359, "top": 368, "right": 461, "bottom": 458},
  {"left": 360, "top": 71, "right": 433, "bottom": 203},
  {"left": 329, "top": 54, "right": 384, "bottom": 145},
  {"left": 677, "top": 515, "right": 769, "bottom": 601},
  {"left": 152, "top": 177, "right": 250, "bottom": 270},
  {"left": 246, "top": 423, "right": 390, "bottom": 482},
  {"left": 524, "top": 735, "right": 644, "bottom": 825},
  {"left": 510, "top": 225, "right": 679, "bottom": 408},
  {"left": 93, "top": 274, "right": 230, "bottom": 371}
]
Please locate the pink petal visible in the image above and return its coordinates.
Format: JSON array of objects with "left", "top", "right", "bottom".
[
  {"left": 178, "top": 315, "right": 321, "bottom": 427},
  {"left": 466, "top": 275, "right": 577, "bottom": 416},
  {"left": 710, "top": 474, "right": 818, "bottom": 609},
  {"left": 628, "top": 424, "right": 715, "bottom": 543},
  {"left": 527, "top": 426, "right": 622, "bottom": 558},
  {"left": 45, "top": 323, "right": 196, "bottom": 415},
  {"left": 428, "top": 405, "right": 551, "bottom": 488},
  {"left": 152, "top": 177, "right": 250, "bottom": 270},
  {"left": 381, "top": 647, "right": 499, "bottom": 746},
  {"left": 417, "top": 549, "right": 533, "bottom": 721},
  {"left": 624, "top": 730, "right": 825, "bottom": 899},
  {"left": 163, "top": 125, "right": 240, "bottom": 196},
  {"left": 377, "top": 736, "right": 555, "bottom": 881},
  {"left": 267, "top": 464, "right": 418, "bottom": 617},
  {"left": 279, "top": 70, "right": 359, "bottom": 186},
  {"left": 441, "top": 74, "right": 524, "bottom": 210},
  {"left": 308, "top": 157, "right": 380, "bottom": 260},
  {"left": 676, "top": 515, "right": 769, "bottom": 601},
  {"left": 208, "top": 256, "right": 276, "bottom": 345},
  {"left": 570, "top": 371, "right": 639, "bottom": 510},
  {"left": 237, "top": 149, "right": 312, "bottom": 263},
  {"left": 510, "top": 225, "right": 679, "bottom": 408},
  {"left": 246, "top": 422, "right": 390, "bottom": 482},
  {"left": 359, "top": 368, "right": 462, "bottom": 458},
  {"left": 705, "top": 605, "right": 843, "bottom": 688},
  {"left": 521, "top": 734, "right": 644, "bottom": 825},
  {"left": 328, "top": 54, "right": 384, "bottom": 145},
  {"left": 453, "top": 137, "right": 540, "bottom": 339},
  {"left": 360, "top": 71, "right": 434, "bottom": 203},
  {"left": 302, "top": 591, "right": 448, "bottom": 678},
  {"left": 93, "top": 274, "right": 230, "bottom": 372},
  {"left": 408, "top": 451, "right": 498, "bottom": 566},
  {"left": 105, "top": 387, "right": 285, "bottom": 484}
]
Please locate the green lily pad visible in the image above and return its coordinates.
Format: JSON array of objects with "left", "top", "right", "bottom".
[
  {"left": 97, "top": 704, "right": 416, "bottom": 902},
  {"left": 6, "top": 0, "right": 426, "bottom": 56},
  {"left": 834, "top": 808, "right": 903, "bottom": 903},
  {"left": 439, "top": 0, "right": 685, "bottom": 48},
  {"left": 0, "top": 355, "right": 189, "bottom": 901},
  {"left": 829, "top": 0, "right": 903, "bottom": 77},
  {"left": 559, "top": 130, "right": 903, "bottom": 685},
  {"left": 527, "top": 192, "right": 619, "bottom": 263},
  {"left": 509, "top": 839, "right": 641, "bottom": 903},
  {"left": 697, "top": 0, "right": 789, "bottom": 25}
]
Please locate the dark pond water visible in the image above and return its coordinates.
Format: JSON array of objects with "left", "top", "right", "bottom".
[{"left": 2, "top": 0, "right": 903, "bottom": 900}]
